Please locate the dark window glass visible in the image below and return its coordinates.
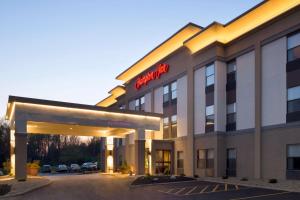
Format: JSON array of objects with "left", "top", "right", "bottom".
[
  {"left": 206, "top": 105, "right": 214, "bottom": 129},
  {"left": 226, "top": 149, "right": 236, "bottom": 177},
  {"left": 226, "top": 103, "right": 236, "bottom": 131},
  {"left": 163, "top": 85, "right": 169, "bottom": 103},
  {"left": 288, "top": 32, "right": 300, "bottom": 62},
  {"left": 288, "top": 86, "right": 300, "bottom": 113},
  {"left": 119, "top": 104, "right": 126, "bottom": 110},
  {"left": 227, "top": 61, "right": 236, "bottom": 74},
  {"left": 287, "top": 145, "right": 300, "bottom": 170},
  {"left": 197, "top": 149, "right": 214, "bottom": 169},
  {"left": 206, "top": 64, "right": 215, "bottom": 86},
  {"left": 171, "top": 82, "right": 177, "bottom": 100},
  {"left": 177, "top": 151, "right": 184, "bottom": 169}
]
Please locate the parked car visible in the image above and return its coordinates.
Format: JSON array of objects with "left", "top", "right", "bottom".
[
  {"left": 81, "top": 162, "right": 97, "bottom": 171},
  {"left": 70, "top": 164, "right": 81, "bottom": 172},
  {"left": 41, "top": 165, "right": 52, "bottom": 173},
  {"left": 56, "top": 164, "right": 68, "bottom": 173}
]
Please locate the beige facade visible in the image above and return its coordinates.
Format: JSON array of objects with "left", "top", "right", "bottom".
[
  {"left": 108, "top": 2, "right": 300, "bottom": 180},
  {"left": 5, "top": 1, "right": 300, "bottom": 181}
]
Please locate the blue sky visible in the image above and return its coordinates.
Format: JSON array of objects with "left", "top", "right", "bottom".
[{"left": 0, "top": 0, "right": 262, "bottom": 116}]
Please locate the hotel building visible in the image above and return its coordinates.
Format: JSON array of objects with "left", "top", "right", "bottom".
[
  {"left": 97, "top": 0, "right": 300, "bottom": 180},
  {"left": 5, "top": 0, "right": 300, "bottom": 181}
]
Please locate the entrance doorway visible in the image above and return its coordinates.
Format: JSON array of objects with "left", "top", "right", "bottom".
[{"left": 155, "top": 150, "right": 171, "bottom": 174}]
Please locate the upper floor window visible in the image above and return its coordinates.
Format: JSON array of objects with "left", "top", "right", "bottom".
[
  {"left": 226, "top": 103, "right": 236, "bottom": 131},
  {"left": 287, "top": 31, "right": 300, "bottom": 62},
  {"left": 205, "top": 105, "right": 214, "bottom": 132},
  {"left": 163, "top": 85, "right": 169, "bottom": 103},
  {"left": 227, "top": 60, "right": 236, "bottom": 82},
  {"left": 206, "top": 64, "right": 215, "bottom": 87},
  {"left": 227, "top": 60, "right": 236, "bottom": 74},
  {"left": 119, "top": 104, "right": 126, "bottom": 110},
  {"left": 135, "top": 96, "right": 145, "bottom": 111},
  {"left": 288, "top": 86, "right": 300, "bottom": 113},
  {"left": 163, "top": 81, "right": 177, "bottom": 106},
  {"left": 171, "top": 82, "right": 177, "bottom": 100}
]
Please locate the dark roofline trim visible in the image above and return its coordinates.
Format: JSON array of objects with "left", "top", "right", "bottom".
[{"left": 8, "top": 96, "right": 162, "bottom": 118}]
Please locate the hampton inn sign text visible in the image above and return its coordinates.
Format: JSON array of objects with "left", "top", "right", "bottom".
[{"left": 135, "top": 63, "right": 169, "bottom": 90}]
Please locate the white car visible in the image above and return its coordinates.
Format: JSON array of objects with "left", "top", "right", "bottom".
[
  {"left": 56, "top": 164, "right": 68, "bottom": 173},
  {"left": 70, "top": 164, "right": 81, "bottom": 172}
]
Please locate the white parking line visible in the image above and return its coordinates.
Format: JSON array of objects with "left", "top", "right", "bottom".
[
  {"left": 185, "top": 186, "right": 198, "bottom": 195},
  {"left": 200, "top": 185, "right": 209, "bottom": 193},
  {"left": 212, "top": 184, "right": 219, "bottom": 192},
  {"left": 175, "top": 187, "right": 186, "bottom": 195},
  {"left": 166, "top": 188, "right": 175, "bottom": 193}
]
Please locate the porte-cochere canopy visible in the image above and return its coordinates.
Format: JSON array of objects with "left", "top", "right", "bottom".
[{"left": 5, "top": 96, "right": 162, "bottom": 180}]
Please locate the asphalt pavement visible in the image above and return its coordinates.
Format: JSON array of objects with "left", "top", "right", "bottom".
[{"left": 4, "top": 173, "right": 300, "bottom": 200}]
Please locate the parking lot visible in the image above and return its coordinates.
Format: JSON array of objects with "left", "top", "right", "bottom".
[
  {"left": 5, "top": 174, "right": 300, "bottom": 200},
  {"left": 139, "top": 180, "right": 300, "bottom": 200}
]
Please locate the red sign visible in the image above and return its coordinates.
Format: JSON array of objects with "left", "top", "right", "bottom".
[{"left": 135, "top": 63, "right": 169, "bottom": 90}]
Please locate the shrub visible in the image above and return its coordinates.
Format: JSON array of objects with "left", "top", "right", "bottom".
[
  {"left": 240, "top": 177, "right": 248, "bottom": 181},
  {"left": 179, "top": 173, "right": 186, "bottom": 177},
  {"left": 194, "top": 174, "right": 199, "bottom": 178},
  {"left": 269, "top": 179, "right": 277, "bottom": 184},
  {"left": 120, "top": 161, "right": 130, "bottom": 174}
]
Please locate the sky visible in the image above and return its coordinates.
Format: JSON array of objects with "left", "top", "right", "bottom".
[{"left": 0, "top": 0, "right": 262, "bottom": 116}]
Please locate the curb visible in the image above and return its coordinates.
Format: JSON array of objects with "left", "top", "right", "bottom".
[
  {"left": 1, "top": 180, "right": 52, "bottom": 198},
  {"left": 197, "top": 178, "right": 300, "bottom": 193},
  {"left": 130, "top": 179, "right": 197, "bottom": 188}
]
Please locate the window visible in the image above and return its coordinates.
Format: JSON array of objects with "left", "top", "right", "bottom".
[
  {"left": 177, "top": 151, "right": 184, "bottom": 169},
  {"left": 155, "top": 150, "right": 171, "bottom": 174},
  {"left": 163, "top": 85, "right": 169, "bottom": 103},
  {"left": 119, "top": 104, "right": 125, "bottom": 110},
  {"left": 171, "top": 82, "right": 177, "bottom": 100},
  {"left": 197, "top": 149, "right": 214, "bottom": 169},
  {"left": 206, "top": 64, "right": 215, "bottom": 86},
  {"left": 140, "top": 96, "right": 145, "bottom": 111},
  {"left": 227, "top": 60, "right": 236, "bottom": 84},
  {"left": 163, "top": 117, "right": 169, "bottom": 139},
  {"left": 206, "top": 105, "right": 214, "bottom": 132},
  {"left": 226, "top": 103, "right": 236, "bottom": 131},
  {"left": 287, "top": 144, "right": 300, "bottom": 170},
  {"left": 287, "top": 31, "right": 300, "bottom": 62},
  {"left": 135, "top": 96, "right": 145, "bottom": 111},
  {"left": 163, "top": 81, "right": 177, "bottom": 105},
  {"left": 226, "top": 149, "right": 237, "bottom": 177},
  {"left": 171, "top": 115, "right": 177, "bottom": 138},
  {"left": 227, "top": 61, "right": 236, "bottom": 74},
  {"left": 288, "top": 86, "right": 300, "bottom": 113}
]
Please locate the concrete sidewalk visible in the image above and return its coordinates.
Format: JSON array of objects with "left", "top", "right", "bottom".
[
  {"left": 199, "top": 177, "right": 300, "bottom": 193},
  {"left": 0, "top": 176, "right": 51, "bottom": 198}
]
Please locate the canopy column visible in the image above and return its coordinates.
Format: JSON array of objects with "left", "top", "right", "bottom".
[{"left": 134, "top": 128, "right": 145, "bottom": 175}]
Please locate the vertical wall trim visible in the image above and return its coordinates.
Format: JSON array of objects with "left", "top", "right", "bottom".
[
  {"left": 186, "top": 67, "right": 195, "bottom": 176},
  {"left": 254, "top": 42, "right": 262, "bottom": 179}
]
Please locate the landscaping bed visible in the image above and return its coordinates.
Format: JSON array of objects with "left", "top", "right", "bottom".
[{"left": 131, "top": 175, "right": 195, "bottom": 185}]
